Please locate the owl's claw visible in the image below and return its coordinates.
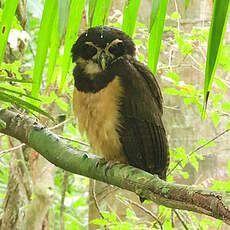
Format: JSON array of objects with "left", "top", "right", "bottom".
[
  {"left": 95, "top": 158, "right": 107, "bottom": 168},
  {"left": 95, "top": 158, "right": 121, "bottom": 175}
]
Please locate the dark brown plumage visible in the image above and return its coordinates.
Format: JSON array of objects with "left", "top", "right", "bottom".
[{"left": 71, "top": 26, "right": 169, "bottom": 183}]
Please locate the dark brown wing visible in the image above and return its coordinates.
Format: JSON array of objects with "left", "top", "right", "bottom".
[{"left": 109, "top": 56, "right": 169, "bottom": 179}]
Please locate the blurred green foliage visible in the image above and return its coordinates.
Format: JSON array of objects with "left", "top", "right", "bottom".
[{"left": 0, "top": 0, "right": 230, "bottom": 229}]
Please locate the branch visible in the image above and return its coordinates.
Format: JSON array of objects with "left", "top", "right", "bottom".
[{"left": 0, "top": 109, "right": 230, "bottom": 224}]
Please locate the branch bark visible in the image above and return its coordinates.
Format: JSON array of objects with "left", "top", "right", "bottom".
[{"left": 0, "top": 109, "right": 230, "bottom": 225}]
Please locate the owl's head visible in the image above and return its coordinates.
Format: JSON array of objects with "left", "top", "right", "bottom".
[{"left": 71, "top": 26, "right": 135, "bottom": 72}]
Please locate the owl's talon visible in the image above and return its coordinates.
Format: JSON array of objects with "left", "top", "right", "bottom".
[
  {"left": 104, "top": 161, "right": 121, "bottom": 176},
  {"left": 95, "top": 158, "right": 107, "bottom": 168}
]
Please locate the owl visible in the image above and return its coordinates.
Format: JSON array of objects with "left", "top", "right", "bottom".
[{"left": 71, "top": 26, "right": 169, "bottom": 182}]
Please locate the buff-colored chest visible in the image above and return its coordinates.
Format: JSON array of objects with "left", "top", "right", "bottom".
[{"left": 73, "top": 77, "right": 126, "bottom": 162}]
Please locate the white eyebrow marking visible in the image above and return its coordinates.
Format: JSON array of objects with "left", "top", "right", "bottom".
[
  {"left": 105, "top": 39, "right": 123, "bottom": 52},
  {"left": 85, "top": 41, "right": 98, "bottom": 48}
]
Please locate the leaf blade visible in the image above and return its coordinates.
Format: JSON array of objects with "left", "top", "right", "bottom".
[
  {"left": 122, "top": 0, "right": 141, "bottom": 37},
  {"left": 148, "top": 0, "right": 168, "bottom": 75},
  {"left": 46, "top": 10, "right": 60, "bottom": 89},
  {"left": 31, "top": 0, "right": 57, "bottom": 98},
  {"left": 0, "top": 91, "right": 53, "bottom": 120},
  {"left": 204, "top": 0, "right": 230, "bottom": 108},
  {"left": 0, "top": 0, "right": 19, "bottom": 65},
  {"left": 60, "top": 0, "right": 85, "bottom": 90}
]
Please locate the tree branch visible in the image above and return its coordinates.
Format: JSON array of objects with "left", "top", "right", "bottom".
[{"left": 0, "top": 109, "right": 230, "bottom": 224}]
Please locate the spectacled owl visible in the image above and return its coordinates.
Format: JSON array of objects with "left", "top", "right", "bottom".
[{"left": 71, "top": 26, "right": 169, "bottom": 182}]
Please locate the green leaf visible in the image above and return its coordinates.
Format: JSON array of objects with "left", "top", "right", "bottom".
[
  {"left": 0, "top": 77, "right": 32, "bottom": 83},
  {"left": 163, "top": 87, "right": 179, "bottom": 96},
  {"left": 227, "top": 122, "right": 230, "bottom": 130},
  {"left": 0, "top": 0, "right": 19, "bottom": 65},
  {"left": 122, "top": 0, "right": 141, "bottom": 37},
  {"left": 0, "top": 87, "right": 40, "bottom": 101},
  {"left": 196, "top": 139, "right": 216, "bottom": 148},
  {"left": 58, "top": 0, "right": 70, "bottom": 40},
  {"left": 55, "top": 97, "right": 69, "bottom": 112},
  {"left": 149, "top": 0, "right": 160, "bottom": 32},
  {"left": 184, "top": 97, "right": 193, "bottom": 106},
  {"left": 166, "top": 71, "right": 180, "bottom": 84},
  {"left": 148, "top": 0, "right": 168, "bottom": 75},
  {"left": 90, "top": 218, "right": 108, "bottom": 226},
  {"left": 60, "top": 0, "right": 85, "bottom": 90},
  {"left": 170, "top": 11, "right": 181, "bottom": 20},
  {"left": 46, "top": 10, "right": 60, "bottom": 89},
  {"left": 174, "top": 147, "right": 188, "bottom": 167},
  {"left": 88, "top": 0, "right": 97, "bottom": 25},
  {"left": 204, "top": 0, "right": 230, "bottom": 109},
  {"left": 91, "top": 0, "right": 112, "bottom": 27},
  {"left": 214, "top": 78, "right": 227, "bottom": 93},
  {"left": 185, "top": 0, "right": 189, "bottom": 10},
  {"left": 212, "top": 93, "right": 223, "bottom": 108},
  {"left": 102, "top": 211, "right": 117, "bottom": 223},
  {"left": 32, "top": 0, "right": 57, "bottom": 98},
  {"left": 0, "top": 91, "right": 53, "bottom": 120},
  {"left": 211, "top": 111, "right": 220, "bottom": 128},
  {"left": 221, "top": 102, "right": 230, "bottom": 111}
]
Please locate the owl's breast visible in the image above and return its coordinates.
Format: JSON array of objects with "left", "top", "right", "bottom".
[{"left": 73, "top": 76, "right": 126, "bottom": 162}]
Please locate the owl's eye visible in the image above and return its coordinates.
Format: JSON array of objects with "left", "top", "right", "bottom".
[
  {"left": 81, "top": 44, "right": 97, "bottom": 59},
  {"left": 108, "top": 42, "right": 125, "bottom": 56}
]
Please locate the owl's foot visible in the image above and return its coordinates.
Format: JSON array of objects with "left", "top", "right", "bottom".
[
  {"left": 96, "top": 158, "right": 121, "bottom": 175},
  {"left": 95, "top": 158, "right": 107, "bottom": 168}
]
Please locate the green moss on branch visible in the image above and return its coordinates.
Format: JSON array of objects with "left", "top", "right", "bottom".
[{"left": 0, "top": 109, "right": 230, "bottom": 224}]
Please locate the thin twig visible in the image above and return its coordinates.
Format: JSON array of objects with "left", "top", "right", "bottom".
[
  {"left": 0, "top": 143, "right": 25, "bottom": 157},
  {"left": 179, "top": 18, "right": 210, "bottom": 25},
  {"left": 92, "top": 180, "right": 105, "bottom": 220},
  {"left": 58, "top": 135, "right": 89, "bottom": 147},
  {"left": 171, "top": 209, "right": 175, "bottom": 228},
  {"left": 49, "top": 118, "right": 71, "bottom": 131},
  {"left": 168, "top": 48, "right": 174, "bottom": 71},
  {"left": 124, "top": 198, "right": 163, "bottom": 230},
  {"left": 60, "top": 171, "right": 69, "bottom": 230},
  {"left": 174, "top": 210, "right": 189, "bottom": 230},
  {"left": 173, "top": 0, "right": 180, "bottom": 30},
  {"left": 167, "top": 128, "right": 230, "bottom": 175},
  {"left": 182, "top": 211, "right": 197, "bottom": 230},
  {"left": 163, "top": 105, "right": 180, "bottom": 111}
]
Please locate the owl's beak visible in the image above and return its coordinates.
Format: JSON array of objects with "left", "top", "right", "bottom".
[{"left": 98, "top": 51, "right": 107, "bottom": 71}]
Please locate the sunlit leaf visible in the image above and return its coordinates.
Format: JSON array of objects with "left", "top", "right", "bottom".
[
  {"left": 122, "top": 0, "right": 141, "bottom": 37},
  {"left": 148, "top": 0, "right": 168, "bottom": 75},
  {"left": 149, "top": 0, "right": 160, "bottom": 32},
  {"left": 214, "top": 78, "right": 227, "bottom": 93},
  {"left": 88, "top": 0, "right": 97, "bottom": 25},
  {"left": 0, "top": 87, "right": 40, "bottom": 101},
  {"left": 90, "top": 219, "right": 108, "bottom": 226},
  {"left": 46, "top": 10, "right": 60, "bottom": 89},
  {"left": 58, "top": 0, "right": 70, "bottom": 40},
  {"left": 0, "top": 0, "right": 19, "bottom": 65},
  {"left": 0, "top": 77, "right": 32, "bottom": 83},
  {"left": 0, "top": 91, "right": 53, "bottom": 120},
  {"left": 221, "top": 102, "right": 230, "bottom": 111},
  {"left": 211, "top": 111, "right": 220, "bottom": 128},
  {"left": 32, "top": 0, "right": 57, "bottom": 98},
  {"left": 60, "top": 0, "right": 85, "bottom": 90},
  {"left": 204, "top": 0, "right": 230, "bottom": 109},
  {"left": 91, "top": 0, "right": 112, "bottom": 27},
  {"left": 185, "top": 0, "right": 189, "bottom": 10}
]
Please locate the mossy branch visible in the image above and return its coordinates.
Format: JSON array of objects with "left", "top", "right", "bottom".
[{"left": 0, "top": 109, "right": 230, "bottom": 224}]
